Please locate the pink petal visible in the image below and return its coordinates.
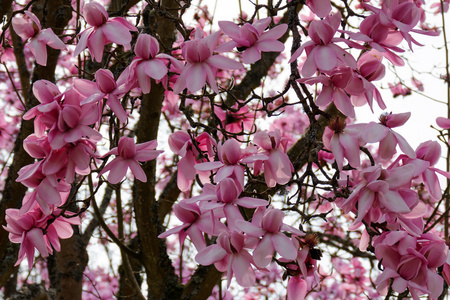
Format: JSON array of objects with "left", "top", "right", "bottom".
[
  {"left": 195, "top": 244, "right": 227, "bottom": 265},
  {"left": 231, "top": 252, "right": 256, "bottom": 287},
  {"left": 259, "top": 24, "right": 288, "bottom": 41},
  {"left": 128, "top": 159, "right": 147, "bottom": 182},
  {"left": 253, "top": 234, "right": 274, "bottom": 268},
  {"left": 143, "top": 59, "right": 168, "bottom": 81},
  {"left": 287, "top": 276, "right": 307, "bottom": 300},
  {"left": 242, "top": 46, "right": 261, "bottom": 64},
  {"left": 186, "top": 63, "right": 206, "bottom": 93},
  {"left": 272, "top": 232, "right": 297, "bottom": 260},
  {"left": 27, "top": 228, "right": 49, "bottom": 258},
  {"left": 206, "top": 55, "right": 243, "bottom": 70},
  {"left": 102, "top": 21, "right": 132, "bottom": 46},
  {"left": 87, "top": 28, "right": 105, "bottom": 62},
  {"left": 314, "top": 45, "right": 337, "bottom": 71}
]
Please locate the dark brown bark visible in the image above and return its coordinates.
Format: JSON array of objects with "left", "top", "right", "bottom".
[
  {"left": 46, "top": 228, "right": 88, "bottom": 300},
  {"left": 132, "top": 1, "right": 185, "bottom": 298}
]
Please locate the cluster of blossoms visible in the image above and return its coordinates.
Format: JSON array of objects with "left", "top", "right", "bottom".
[{"left": 3, "top": 0, "right": 450, "bottom": 298}]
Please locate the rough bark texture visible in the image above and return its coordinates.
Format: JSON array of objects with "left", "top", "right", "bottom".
[
  {"left": 47, "top": 229, "right": 88, "bottom": 300},
  {"left": 132, "top": 2, "right": 183, "bottom": 298}
]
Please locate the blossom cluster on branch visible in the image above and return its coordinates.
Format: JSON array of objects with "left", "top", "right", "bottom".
[{"left": 0, "top": 0, "right": 449, "bottom": 299}]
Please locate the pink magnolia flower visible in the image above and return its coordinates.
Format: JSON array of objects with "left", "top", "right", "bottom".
[
  {"left": 73, "top": 1, "right": 137, "bottom": 62},
  {"left": 322, "top": 117, "right": 365, "bottom": 171},
  {"left": 195, "top": 138, "right": 267, "bottom": 190},
  {"left": 346, "top": 13, "right": 405, "bottom": 66},
  {"left": 297, "top": 67, "right": 356, "bottom": 118},
  {"left": 158, "top": 201, "right": 226, "bottom": 251},
  {"left": 168, "top": 131, "right": 216, "bottom": 191},
  {"left": 3, "top": 205, "right": 80, "bottom": 269},
  {"left": 215, "top": 105, "right": 256, "bottom": 133},
  {"left": 340, "top": 163, "right": 417, "bottom": 228},
  {"left": 74, "top": 69, "right": 129, "bottom": 123},
  {"left": 236, "top": 207, "right": 304, "bottom": 268},
  {"left": 390, "top": 140, "right": 450, "bottom": 201},
  {"left": 388, "top": 82, "right": 412, "bottom": 98},
  {"left": 172, "top": 28, "right": 244, "bottom": 94},
  {"left": 12, "top": 11, "right": 66, "bottom": 66},
  {"left": 187, "top": 178, "right": 268, "bottom": 231},
  {"left": 99, "top": 136, "right": 163, "bottom": 184},
  {"left": 47, "top": 88, "right": 102, "bottom": 150},
  {"left": 195, "top": 230, "right": 256, "bottom": 287},
  {"left": 218, "top": 17, "right": 288, "bottom": 64},
  {"left": 361, "top": 112, "right": 416, "bottom": 160},
  {"left": 374, "top": 231, "right": 446, "bottom": 299},
  {"left": 289, "top": 12, "right": 360, "bottom": 77},
  {"left": 23, "top": 80, "right": 64, "bottom": 136},
  {"left": 431, "top": 0, "right": 449, "bottom": 14},
  {"left": 125, "top": 33, "right": 183, "bottom": 94},
  {"left": 253, "top": 130, "right": 294, "bottom": 187}
]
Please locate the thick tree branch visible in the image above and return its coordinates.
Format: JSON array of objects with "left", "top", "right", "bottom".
[{"left": 132, "top": 1, "right": 183, "bottom": 299}]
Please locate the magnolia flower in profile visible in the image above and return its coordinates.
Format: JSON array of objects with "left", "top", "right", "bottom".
[
  {"left": 73, "top": 1, "right": 137, "bottom": 62},
  {"left": 195, "top": 230, "right": 256, "bottom": 288},
  {"left": 236, "top": 206, "right": 304, "bottom": 268},
  {"left": 361, "top": 112, "right": 416, "bottom": 160},
  {"left": 74, "top": 68, "right": 129, "bottom": 123},
  {"left": 172, "top": 28, "right": 244, "bottom": 94},
  {"left": 12, "top": 11, "right": 66, "bottom": 66},
  {"left": 289, "top": 11, "right": 360, "bottom": 77},
  {"left": 253, "top": 130, "right": 294, "bottom": 187},
  {"left": 218, "top": 17, "right": 288, "bottom": 64},
  {"left": 125, "top": 33, "right": 183, "bottom": 94},
  {"left": 99, "top": 136, "right": 163, "bottom": 184},
  {"left": 3, "top": 205, "right": 80, "bottom": 269}
]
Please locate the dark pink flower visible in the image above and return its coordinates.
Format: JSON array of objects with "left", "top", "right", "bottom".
[
  {"left": 218, "top": 17, "right": 287, "bottom": 64},
  {"left": 99, "top": 136, "right": 163, "bottom": 184},
  {"left": 289, "top": 12, "right": 360, "bottom": 77},
  {"left": 173, "top": 29, "right": 244, "bottom": 94},
  {"left": 361, "top": 112, "right": 416, "bottom": 160},
  {"left": 74, "top": 69, "right": 129, "bottom": 123},
  {"left": 12, "top": 11, "right": 66, "bottom": 66},
  {"left": 3, "top": 205, "right": 80, "bottom": 269},
  {"left": 236, "top": 207, "right": 304, "bottom": 268},
  {"left": 73, "top": 1, "right": 137, "bottom": 62},
  {"left": 125, "top": 34, "right": 183, "bottom": 94},
  {"left": 195, "top": 230, "right": 256, "bottom": 287},
  {"left": 253, "top": 130, "right": 294, "bottom": 187}
]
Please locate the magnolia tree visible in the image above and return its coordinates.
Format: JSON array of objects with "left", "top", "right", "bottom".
[{"left": 0, "top": 0, "right": 450, "bottom": 299}]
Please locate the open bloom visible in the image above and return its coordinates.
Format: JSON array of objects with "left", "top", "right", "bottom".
[
  {"left": 195, "top": 231, "right": 256, "bottom": 287},
  {"left": 253, "top": 130, "right": 294, "bottom": 187},
  {"left": 74, "top": 69, "right": 129, "bottom": 123},
  {"left": 218, "top": 17, "right": 288, "bottom": 64},
  {"left": 172, "top": 28, "right": 244, "bottom": 94},
  {"left": 236, "top": 207, "right": 304, "bottom": 268},
  {"left": 361, "top": 112, "right": 416, "bottom": 160},
  {"left": 374, "top": 231, "right": 446, "bottom": 299},
  {"left": 73, "top": 1, "right": 137, "bottom": 62},
  {"left": 99, "top": 136, "right": 163, "bottom": 184},
  {"left": 12, "top": 11, "right": 66, "bottom": 66},
  {"left": 158, "top": 201, "right": 226, "bottom": 251},
  {"left": 289, "top": 12, "right": 360, "bottom": 77},
  {"left": 3, "top": 205, "right": 80, "bottom": 269}
]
